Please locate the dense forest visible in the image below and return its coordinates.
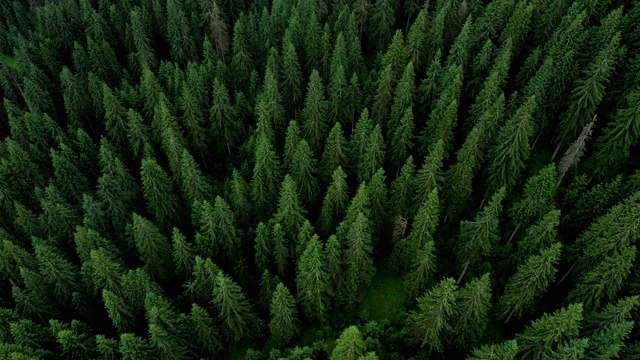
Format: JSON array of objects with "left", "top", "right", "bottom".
[{"left": 0, "top": 0, "right": 639, "bottom": 358}]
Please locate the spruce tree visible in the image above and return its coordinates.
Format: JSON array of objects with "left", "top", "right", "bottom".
[
  {"left": 283, "top": 120, "right": 302, "bottom": 173},
  {"left": 358, "top": 124, "right": 386, "bottom": 183},
  {"left": 389, "top": 108, "right": 415, "bottom": 173},
  {"left": 516, "top": 303, "right": 583, "bottom": 359},
  {"left": 389, "top": 156, "right": 416, "bottom": 219},
  {"left": 405, "top": 278, "right": 458, "bottom": 351},
  {"left": 144, "top": 292, "right": 192, "bottom": 360},
  {"left": 296, "top": 236, "right": 330, "bottom": 322},
  {"left": 172, "top": 228, "right": 195, "bottom": 278},
  {"left": 318, "top": 166, "right": 350, "bottom": 236},
  {"left": 189, "top": 303, "right": 222, "bottom": 355},
  {"left": 251, "top": 134, "right": 281, "bottom": 219},
  {"left": 501, "top": 243, "right": 562, "bottom": 323},
  {"left": 180, "top": 150, "right": 212, "bottom": 205},
  {"left": 467, "top": 340, "right": 518, "bottom": 360},
  {"left": 452, "top": 274, "right": 492, "bottom": 348},
  {"left": 320, "top": 123, "right": 348, "bottom": 184},
  {"left": 119, "top": 333, "right": 154, "bottom": 360},
  {"left": 275, "top": 175, "right": 307, "bottom": 250},
  {"left": 140, "top": 157, "right": 181, "bottom": 225},
  {"left": 518, "top": 209, "right": 561, "bottom": 258},
  {"left": 211, "top": 78, "right": 242, "bottom": 155},
  {"left": 211, "top": 271, "right": 257, "bottom": 343},
  {"left": 132, "top": 213, "right": 172, "bottom": 281},
  {"left": 342, "top": 212, "right": 375, "bottom": 306},
  {"left": 290, "top": 140, "right": 319, "bottom": 205},
  {"left": 404, "top": 240, "right": 437, "bottom": 299},
  {"left": 193, "top": 196, "right": 242, "bottom": 260},
  {"left": 269, "top": 283, "right": 300, "bottom": 344},
  {"left": 332, "top": 326, "right": 367, "bottom": 360},
  {"left": 350, "top": 108, "right": 373, "bottom": 172},
  {"left": 281, "top": 41, "right": 303, "bottom": 117},
  {"left": 103, "top": 289, "right": 134, "bottom": 333},
  {"left": 301, "top": 70, "right": 329, "bottom": 153},
  {"left": 389, "top": 62, "right": 415, "bottom": 136}
]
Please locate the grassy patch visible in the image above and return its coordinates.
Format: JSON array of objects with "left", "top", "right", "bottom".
[
  {"left": 1, "top": 54, "right": 18, "bottom": 69},
  {"left": 358, "top": 272, "right": 407, "bottom": 322}
]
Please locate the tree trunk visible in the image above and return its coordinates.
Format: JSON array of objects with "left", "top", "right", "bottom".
[
  {"left": 505, "top": 306, "right": 517, "bottom": 324},
  {"left": 457, "top": 260, "right": 470, "bottom": 284},
  {"left": 551, "top": 143, "right": 561, "bottom": 161},
  {"left": 557, "top": 260, "right": 578, "bottom": 286},
  {"left": 531, "top": 131, "right": 542, "bottom": 150},
  {"left": 506, "top": 223, "right": 521, "bottom": 245}
]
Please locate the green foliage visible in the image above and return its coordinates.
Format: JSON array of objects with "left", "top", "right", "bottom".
[{"left": 269, "top": 283, "right": 300, "bottom": 344}]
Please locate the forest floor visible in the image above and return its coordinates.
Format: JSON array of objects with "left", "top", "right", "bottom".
[
  {"left": 358, "top": 272, "right": 406, "bottom": 321},
  {"left": 1, "top": 54, "right": 17, "bottom": 69}
]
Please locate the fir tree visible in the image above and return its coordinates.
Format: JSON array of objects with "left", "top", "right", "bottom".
[
  {"left": 501, "top": 243, "right": 562, "bottom": 323},
  {"left": 290, "top": 140, "right": 319, "bottom": 205},
  {"left": 132, "top": 213, "right": 173, "bottom": 281},
  {"left": 211, "top": 271, "right": 257, "bottom": 343},
  {"left": 275, "top": 175, "right": 307, "bottom": 250},
  {"left": 467, "top": 340, "right": 518, "bottom": 360},
  {"left": 301, "top": 70, "right": 329, "bottom": 153},
  {"left": 227, "top": 169, "right": 251, "bottom": 227},
  {"left": 358, "top": 124, "right": 386, "bottom": 183},
  {"left": 190, "top": 303, "right": 222, "bottom": 355},
  {"left": 332, "top": 326, "right": 367, "bottom": 360},
  {"left": 320, "top": 123, "right": 348, "bottom": 184},
  {"left": 193, "top": 196, "right": 242, "bottom": 260},
  {"left": 516, "top": 303, "right": 583, "bottom": 359},
  {"left": 119, "top": 333, "right": 154, "bottom": 360},
  {"left": 251, "top": 134, "right": 282, "bottom": 219},
  {"left": 102, "top": 289, "right": 134, "bottom": 333},
  {"left": 452, "top": 274, "right": 492, "bottom": 348},
  {"left": 172, "top": 228, "right": 195, "bottom": 278},
  {"left": 296, "top": 236, "right": 330, "bottom": 322},
  {"left": 269, "top": 283, "right": 300, "bottom": 344},
  {"left": 405, "top": 278, "right": 458, "bottom": 351},
  {"left": 389, "top": 156, "right": 416, "bottom": 219},
  {"left": 254, "top": 222, "right": 272, "bottom": 273},
  {"left": 518, "top": 209, "right": 561, "bottom": 258},
  {"left": 404, "top": 240, "right": 437, "bottom": 298},
  {"left": 318, "top": 166, "right": 350, "bottom": 236},
  {"left": 283, "top": 120, "right": 302, "bottom": 173},
  {"left": 211, "top": 78, "right": 242, "bottom": 155},
  {"left": 140, "top": 157, "right": 181, "bottom": 225},
  {"left": 281, "top": 41, "right": 303, "bottom": 117},
  {"left": 180, "top": 150, "right": 212, "bottom": 205},
  {"left": 350, "top": 108, "right": 373, "bottom": 172},
  {"left": 389, "top": 108, "right": 415, "bottom": 173}
]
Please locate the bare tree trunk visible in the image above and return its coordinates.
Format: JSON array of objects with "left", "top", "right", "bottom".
[
  {"left": 479, "top": 189, "right": 489, "bottom": 209},
  {"left": 457, "top": 260, "right": 470, "bottom": 284},
  {"left": 557, "top": 260, "right": 578, "bottom": 286},
  {"left": 551, "top": 143, "right": 561, "bottom": 161},
  {"left": 506, "top": 223, "right": 521, "bottom": 245},
  {"left": 531, "top": 131, "right": 542, "bottom": 150},
  {"left": 505, "top": 307, "right": 517, "bottom": 324}
]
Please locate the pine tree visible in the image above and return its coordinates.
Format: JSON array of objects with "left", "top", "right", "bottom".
[
  {"left": 367, "top": 168, "right": 389, "bottom": 238},
  {"left": 332, "top": 326, "right": 367, "bottom": 360},
  {"left": 301, "top": 70, "right": 329, "bottom": 153},
  {"left": 518, "top": 209, "right": 560, "bottom": 258},
  {"left": 102, "top": 84, "right": 128, "bottom": 146},
  {"left": 144, "top": 292, "right": 192, "bottom": 360},
  {"left": 516, "top": 303, "right": 583, "bottom": 359},
  {"left": 467, "top": 340, "right": 518, "bottom": 360},
  {"left": 487, "top": 95, "right": 537, "bottom": 192},
  {"left": 389, "top": 62, "right": 415, "bottom": 136},
  {"left": 257, "top": 68, "right": 286, "bottom": 141},
  {"left": 318, "top": 166, "right": 350, "bottom": 236},
  {"left": 269, "top": 283, "right": 300, "bottom": 344},
  {"left": 591, "top": 88, "right": 640, "bottom": 175},
  {"left": 404, "top": 240, "right": 437, "bottom": 299},
  {"left": 193, "top": 196, "right": 242, "bottom": 260},
  {"left": 296, "top": 236, "right": 330, "bottom": 322},
  {"left": 251, "top": 134, "right": 281, "bottom": 219},
  {"left": 227, "top": 169, "right": 251, "bottom": 227},
  {"left": 372, "top": 64, "right": 395, "bottom": 128},
  {"left": 508, "top": 163, "right": 557, "bottom": 242},
  {"left": 457, "top": 188, "right": 505, "bottom": 283},
  {"left": 33, "top": 242, "right": 80, "bottom": 302},
  {"left": 418, "top": 50, "right": 443, "bottom": 114},
  {"left": 180, "top": 150, "right": 212, "bottom": 205},
  {"left": 350, "top": 108, "right": 373, "bottom": 172},
  {"left": 132, "top": 213, "right": 172, "bottom": 280},
  {"left": 211, "top": 271, "right": 257, "bottom": 343},
  {"left": 290, "top": 140, "right": 319, "bottom": 205},
  {"left": 140, "top": 157, "right": 181, "bottom": 225},
  {"left": 320, "top": 123, "right": 348, "bottom": 184},
  {"left": 211, "top": 78, "right": 242, "bottom": 155},
  {"left": 568, "top": 245, "right": 636, "bottom": 310},
  {"left": 342, "top": 212, "right": 375, "bottom": 306},
  {"left": 283, "top": 120, "right": 301, "bottom": 172},
  {"left": 254, "top": 222, "right": 272, "bottom": 273},
  {"left": 190, "top": 303, "right": 222, "bottom": 356},
  {"left": 389, "top": 156, "right": 416, "bottom": 219},
  {"left": 119, "top": 333, "right": 154, "bottom": 360},
  {"left": 422, "top": 65, "right": 463, "bottom": 156},
  {"left": 126, "top": 109, "right": 151, "bottom": 160},
  {"left": 50, "top": 143, "right": 90, "bottom": 202},
  {"left": 88, "top": 248, "right": 125, "bottom": 295},
  {"left": 446, "top": 15, "right": 473, "bottom": 68},
  {"left": 295, "top": 220, "right": 315, "bottom": 261},
  {"left": 370, "top": 0, "right": 396, "bottom": 50},
  {"left": 501, "top": 243, "right": 562, "bottom": 323},
  {"left": 281, "top": 41, "right": 303, "bottom": 117},
  {"left": 415, "top": 140, "right": 445, "bottom": 209},
  {"left": 102, "top": 289, "right": 134, "bottom": 333},
  {"left": 130, "top": 9, "right": 156, "bottom": 69},
  {"left": 405, "top": 278, "right": 458, "bottom": 351},
  {"left": 405, "top": 8, "right": 430, "bottom": 69},
  {"left": 358, "top": 124, "right": 386, "bottom": 183},
  {"left": 172, "top": 228, "right": 195, "bottom": 278},
  {"left": 452, "top": 274, "right": 492, "bottom": 348},
  {"left": 275, "top": 175, "right": 307, "bottom": 250},
  {"left": 389, "top": 109, "right": 415, "bottom": 172}
]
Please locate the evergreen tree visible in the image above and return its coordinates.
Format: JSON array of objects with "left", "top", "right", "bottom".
[
  {"left": 358, "top": 125, "right": 385, "bottom": 183},
  {"left": 254, "top": 222, "right": 271, "bottom": 273},
  {"left": 140, "top": 157, "right": 181, "bottom": 225},
  {"left": 389, "top": 62, "right": 415, "bottom": 135},
  {"left": 102, "top": 289, "right": 134, "bottom": 333},
  {"left": 405, "top": 278, "right": 458, "bottom": 351},
  {"left": 332, "top": 326, "right": 367, "bottom": 360},
  {"left": 389, "top": 156, "right": 416, "bottom": 219},
  {"left": 415, "top": 140, "right": 445, "bottom": 208},
  {"left": 33, "top": 242, "right": 80, "bottom": 302},
  {"left": 284, "top": 120, "right": 302, "bottom": 173},
  {"left": 281, "top": 41, "right": 303, "bottom": 117},
  {"left": 501, "top": 243, "right": 562, "bottom": 323},
  {"left": 275, "top": 175, "right": 307, "bottom": 250},
  {"left": 251, "top": 135, "right": 282, "bottom": 219},
  {"left": 372, "top": 64, "right": 395, "bottom": 128},
  {"left": 318, "top": 166, "right": 350, "bottom": 236},
  {"left": 88, "top": 248, "right": 125, "bottom": 295},
  {"left": 404, "top": 240, "right": 437, "bottom": 299},
  {"left": 132, "top": 212, "right": 173, "bottom": 280},
  {"left": 144, "top": 292, "right": 192, "bottom": 360},
  {"left": 467, "top": 340, "right": 518, "bottom": 360},
  {"left": 211, "top": 78, "right": 242, "bottom": 155},
  {"left": 518, "top": 209, "right": 561, "bottom": 258},
  {"left": 456, "top": 188, "right": 505, "bottom": 283},
  {"left": 269, "top": 283, "right": 300, "bottom": 344},
  {"left": 515, "top": 303, "right": 583, "bottom": 359},
  {"left": 180, "top": 150, "right": 212, "bottom": 205},
  {"left": 257, "top": 68, "right": 286, "bottom": 141},
  {"left": 126, "top": 109, "right": 151, "bottom": 160},
  {"left": 296, "top": 236, "right": 330, "bottom": 322},
  {"left": 320, "top": 123, "right": 348, "bottom": 184},
  {"left": 227, "top": 169, "right": 251, "bottom": 227},
  {"left": 487, "top": 95, "right": 537, "bottom": 192},
  {"left": 211, "top": 271, "right": 257, "bottom": 343},
  {"left": 452, "top": 274, "right": 492, "bottom": 348},
  {"left": 193, "top": 196, "right": 242, "bottom": 260},
  {"left": 119, "top": 333, "right": 154, "bottom": 360},
  {"left": 370, "top": 0, "right": 396, "bottom": 50},
  {"left": 172, "top": 228, "right": 195, "bottom": 278},
  {"left": 290, "top": 140, "right": 319, "bottom": 205},
  {"left": 301, "top": 70, "right": 329, "bottom": 153},
  {"left": 350, "top": 108, "right": 373, "bottom": 172},
  {"left": 389, "top": 109, "right": 415, "bottom": 172},
  {"left": 189, "top": 303, "right": 222, "bottom": 355},
  {"left": 342, "top": 212, "right": 375, "bottom": 306}
]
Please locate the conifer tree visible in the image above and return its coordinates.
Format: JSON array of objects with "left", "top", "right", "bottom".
[
  {"left": 227, "top": 169, "right": 251, "bottom": 227},
  {"left": 467, "top": 340, "right": 518, "bottom": 360},
  {"left": 50, "top": 143, "right": 90, "bottom": 202},
  {"left": 190, "top": 303, "right": 222, "bottom": 355},
  {"left": 422, "top": 65, "right": 463, "bottom": 156},
  {"left": 501, "top": 243, "right": 562, "bottom": 323},
  {"left": 102, "top": 84, "right": 128, "bottom": 146},
  {"left": 269, "top": 283, "right": 300, "bottom": 344},
  {"left": 295, "top": 220, "right": 315, "bottom": 261},
  {"left": 415, "top": 140, "right": 445, "bottom": 209},
  {"left": 119, "top": 333, "right": 154, "bottom": 360},
  {"left": 126, "top": 109, "right": 151, "bottom": 160},
  {"left": 366, "top": 168, "right": 389, "bottom": 238},
  {"left": 211, "top": 271, "right": 257, "bottom": 343},
  {"left": 140, "top": 157, "right": 181, "bottom": 225},
  {"left": 390, "top": 109, "right": 415, "bottom": 173},
  {"left": 283, "top": 120, "right": 302, "bottom": 173},
  {"left": 251, "top": 135, "right": 281, "bottom": 219},
  {"left": 290, "top": 140, "right": 319, "bottom": 205},
  {"left": 370, "top": 0, "right": 395, "bottom": 50},
  {"left": 405, "top": 9, "right": 430, "bottom": 69},
  {"left": 172, "top": 228, "right": 195, "bottom": 278},
  {"left": 271, "top": 222, "right": 290, "bottom": 278},
  {"left": 88, "top": 248, "right": 125, "bottom": 295},
  {"left": 145, "top": 292, "right": 192, "bottom": 360},
  {"left": 211, "top": 78, "right": 241, "bottom": 156},
  {"left": 332, "top": 326, "right": 367, "bottom": 360},
  {"left": 516, "top": 303, "right": 583, "bottom": 359},
  {"left": 132, "top": 213, "right": 173, "bottom": 281},
  {"left": 275, "top": 175, "right": 307, "bottom": 248},
  {"left": 452, "top": 274, "right": 492, "bottom": 349},
  {"left": 318, "top": 166, "right": 350, "bottom": 236},
  {"left": 350, "top": 108, "right": 373, "bottom": 171},
  {"left": 446, "top": 15, "right": 473, "bottom": 67},
  {"left": 418, "top": 50, "right": 443, "bottom": 114},
  {"left": 281, "top": 41, "right": 303, "bottom": 117},
  {"left": 358, "top": 125, "right": 386, "bottom": 183},
  {"left": 568, "top": 245, "right": 636, "bottom": 310},
  {"left": 320, "top": 123, "right": 348, "bottom": 184},
  {"left": 254, "top": 222, "right": 272, "bottom": 273},
  {"left": 389, "top": 156, "right": 416, "bottom": 219},
  {"left": 301, "top": 70, "right": 329, "bottom": 153},
  {"left": 404, "top": 240, "right": 437, "bottom": 299},
  {"left": 518, "top": 209, "right": 560, "bottom": 258},
  {"left": 194, "top": 196, "right": 242, "bottom": 260},
  {"left": 389, "top": 62, "right": 415, "bottom": 135},
  {"left": 487, "top": 95, "right": 537, "bottom": 192},
  {"left": 180, "top": 150, "right": 211, "bottom": 206},
  {"left": 405, "top": 278, "right": 458, "bottom": 351},
  {"left": 328, "top": 65, "right": 349, "bottom": 127},
  {"left": 342, "top": 212, "right": 375, "bottom": 306},
  {"left": 257, "top": 68, "right": 286, "bottom": 141},
  {"left": 130, "top": 9, "right": 156, "bottom": 69},
  {"left": 508, "top": 164, "right": 557, "bottom": 242},
  {"left": 33, "top": 242, "right": 80, "bottom": 302},
  {"left": 102, "top": 289, "right": 134, "bottom": 333},
  {"left": 457, "top": 188, "right": 505, "bottom": 283},
  {"left": 372, "top": 64, "right": 395, "bottom": 128},
  {"left": 296, "top": 236, "right": 330, "bottom": 322}
]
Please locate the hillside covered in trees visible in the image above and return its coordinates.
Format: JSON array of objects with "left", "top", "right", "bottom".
[{"left": 0, "top": 0, "right": 639, "bottom": 358}]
